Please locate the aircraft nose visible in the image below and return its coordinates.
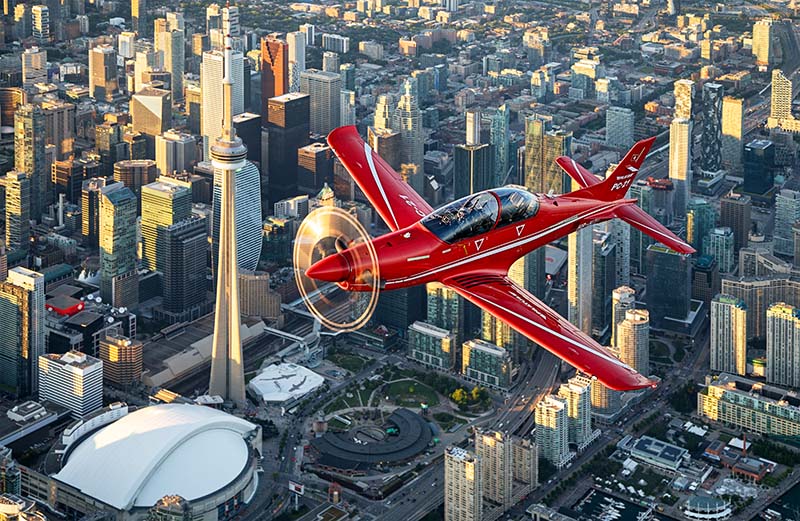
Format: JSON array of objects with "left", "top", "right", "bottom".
[{"left": 306, "top": 253, "right": 351, "bottom": 283}]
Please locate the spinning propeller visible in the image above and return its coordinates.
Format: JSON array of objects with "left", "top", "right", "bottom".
[{"left": 293, "top": 206, "right": 380, "bottom": 332}]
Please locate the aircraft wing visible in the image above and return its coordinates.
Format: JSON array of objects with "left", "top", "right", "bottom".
[
  {"left": 445, "top": 273, "right": 654, "bottom": 391},
  {"left": 328, "top": 126, "right": 433, "bottom": 231}
]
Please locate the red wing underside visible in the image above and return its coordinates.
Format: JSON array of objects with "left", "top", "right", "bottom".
[
  {"left": 327, "top": 126, "right": 433, "bottom": 231},
  {"left": 446, "top": 273, "right": 654, "bottom": 391}
]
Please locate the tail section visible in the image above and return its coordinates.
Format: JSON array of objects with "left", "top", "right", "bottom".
[
  {"left": 558, "top": 136, "right": 656, "bottom": 200},
  {"left": 616, "top": 204, "right": 695, "bottom": 255},
  {"left": 557, "top": 136, "right": 695, "bottom": 255}
]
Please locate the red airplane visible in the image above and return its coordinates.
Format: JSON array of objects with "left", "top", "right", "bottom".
[{"left": 306, "top": 126, "right": 695, "bottom": 391}]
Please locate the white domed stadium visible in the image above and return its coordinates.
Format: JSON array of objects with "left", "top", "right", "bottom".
[{"left": 52, "top": 404, "right": 262, "bottom": 520}]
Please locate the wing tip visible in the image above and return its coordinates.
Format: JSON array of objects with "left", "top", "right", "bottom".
[{"left": 327, "top": 125, "right": 359, "bottom": 149}]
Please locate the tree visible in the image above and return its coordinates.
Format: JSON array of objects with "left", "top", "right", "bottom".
[{"left": 451, "top": 388, "right": 467, "bottom": 405}]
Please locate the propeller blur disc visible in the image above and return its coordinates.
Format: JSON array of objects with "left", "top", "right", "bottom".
[{"left": 293, "top": 206, "right": 380, "bottom": 332}]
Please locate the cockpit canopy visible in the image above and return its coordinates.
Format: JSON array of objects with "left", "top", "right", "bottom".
[{"left": 421, "top": 186, "right": 539, "bottom": 244}]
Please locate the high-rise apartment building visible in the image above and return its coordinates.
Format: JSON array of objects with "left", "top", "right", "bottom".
[
  {"left": 703, "top": 227, "right": 734, "bottom": 273},
  {"left": 14, "top": 104, "right": 45, "bottom": 222},
  {"left": 444, "top": 447, "right": 482, "bottom": 521},
  {"left": 31, "top": 5, "right": 50, "bottom": 43},
  {"left": 21, "top": 47, "right": 46, "bottom": 88},
  {"left": 300, "top": 69, "right": 341, "bottom": 136},
  {"left": 155, "top": 25, "right": 185, "bottom": 102},
  {"left": 81, "top": 178, "right": 117, "bottom": 249},
  {"left": 605, "top": 106, "right": 634, "bottom": 149},
  {"left": 611, "top": 286, "right": 636, "bottom": 348},
  {"left": 669, "top": 118, "right": 692, "bottom": 216},
  {"left": 2, "top": 172, "right": 30, "bottom": 252},
  {"left": 260, "top": 35, "right": 289, "bottom": 121},
  {"left": 474, "top": 430, "right": 512, "bottom": 508},
  {"left": 673, "top": 79, "right": 695, "bottom": 120},
  {"left": 721, "top": 96, "right": 744, "bottom": 174},
  {"left": 408, "top": 321, "right": 456, "bottom": 370},
  {"left": 489, "top": 104, "right": 510, "bottom": 185},
  {"left": 617, "top": 309, "right": 650, "bottom": 375},
  {"left": 753, "top": 18, "right": 774, "bottom": 66},
  {"left": 38, "top": 351, "right": 102, "bottom": 418},
  {"left": 770, "top": 69, "right": 794, "bottom": 122},
  {"left": 535, "top": 395, "right": 571, "bottom": 468},
  {"left": 592, "top": 227, "right": 616, "bottom": 338},
  {"left": 155, "top": 130, "right": 196, "bottom": 177},
  {"left": 686, "top": 198, "right": 716, "bottom": 252},
  {"left": 557, "top": 375, "right": 593, "bottom": 449},
  {"left": 0, "top": 267, "right": 44, "bottom": 397},
  {"left": 700, "top": 82, "right": 724, "bottom": 176},
  {"left": 710, "top": 294, "right": 747, "bottom": 376},
  {"left": 340, "top": 89, "right": 356, "bottom": 127},
  {"left": 99, "top": 186, "right": 138, "bottom": 309},
  {"left": 776, "top": 187, "right": 800, "bottom": 257},
  {"left": 322, "top": 51, "right": 340, "bottom": 73},
  {"left": 89, "top": 45, "right": 118, "bottom": 102},
  {"left": 98, "top": 332, "right": 142, "bottom": 386},
  {"left": 766, "top": 303, "right": 800, "bottom": 388}
]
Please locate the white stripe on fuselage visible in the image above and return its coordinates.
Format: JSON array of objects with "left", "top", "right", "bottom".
[{"left": 385, "top": 200, "right": 619, "bottom": 286}]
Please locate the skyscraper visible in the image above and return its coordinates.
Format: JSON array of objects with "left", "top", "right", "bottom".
[
  {"left": 743, "top": 139, "right": 775, "bottom": 196},
  {"left": 340, "top": 89, "right": 356, "bottom": 126},
  {"left": 535, "top": 395, "right": 570, "bottom": 468},
  {"left": 686, "top": 197, "right": 716, "bottom": 252},
  {"left": 611, "top": 286, "right": 636, "bottom": 348},
  {"left": 605, "top": 106, "right": 634, "bottom": 149},
  {"left": 766, "top": 303, "right": 800, "bottom": 388},
  {"left": 339, "top": 63, "right": 355, "bottom": 91},
  {"left": 719, "top": 193, "right": 751, "bottom": 253},
  {"left": 131, "top": 0, "right": 148, "bottom": 36},
  {"left": 700, "top": 82, "right": 724, "bottom": 177},
  {"left": 81, "top": 178, "right": 117, "bottom": 248},
  {"left": 444, "top": 447, "right": 482, "bottom": 521},
  {"left": 155, "top": 130, "right": 196, "bottom": 176},
  {"left": 113, "top": 159, "right": 157, "bottom": 203},
  {"left": 266, "top": 92, "right": 310, "bottom": 206},
  {"left": 592, "top": 227, "right": 617, "bottom": 338},
  {"left": 286, "top": 31, "right": 306, "bottom": 93},
  {"left": 524, "top": 114, "right": 571, "bottom": 195},
  {"left": 209, "top": 38, "right": 247, "bottom": 406},
  {"left": 770, "top": 69, "right": 794, "bottom": 122},
  {"left": 557, "top": 375, "right": 593, "bottom": 449},
  {"left": 710, "top": 294, "right": 747, "bottom": 376},
  {"left": 162, "top": 217, "right": 207, "bottom": 319},
  {"left": 617, "top": 309, "right": 650, "bottom": 376},
  {"left": 14, "top": 104, "right": 45, "bottom": 222},
  {"left": 473, "top": 430, "right": 514, "bottom": 509},
  {"left": 373, "top": 94, "right": 394, "bottom": 130},
  {"left": 453, "top": 140, "right": 492, "bottom": 199},
  {"left": 489, "top": 104, "right": 510, "bottom": 185},
  {"left": 0, "top": 267, "right": 44, "bottom": 396},
  {"left": 669, "top": 118, "right": 692, "bottom": 216},
  {"left": 89, "top": 45, "right": 119, "bottom": 102},
  {"left": 131, "top": 87, "right": 172, "bottom": 138},
  {"left": 38, "top": 351, "right": 103, "bottom": 418},
  {"left": 2, "top": 172, "right": 30, "bottom": 253},
  {"left": 776, "top": 187, "right": 800, "bottom": 257},
  {"left": 140, "top": 177, "right": 192, "bottom": 272},
  {"left": 568, "top": 224, "right": 593, "bottom": 335},
  {"left": 98, "top": 332, "right": 142, "bottom": 386},
  {"left": 391, "top": 79, "right": 424, "bottom": 187},
  {"left": 201, "top": 47, "right": 244, "bottom": 158},
  {"left": 322, "top": 51, "right": 340, "bottom": 73},
  {"left": 753, "top": 18, "right": 774, "bottom": 66},
  {"left": 21, "top": 47, "right": 46, "bottom": 88},
  {"left": 646, "top": 244, "right": 690, "bottom": 329},
  {"left": 155, "top": 24, "right": 185, "bottom": 103},
  {"left": 721, "top": 96, "right": 744, "bottom": 174},
  {"left": 31, "top": 5, "right": 50, "bottom": 43},
  {"left": 260, "top": 35, "right": 289, "bottom": 122},
  {"left": 300, "top": 69, "right": 341, "bottom": 135},
  {"left": 673, "top": 79, "right": 695, "bottom": 120},
  {"left": 703, "top": 227, "right": 735, "bottom": 273},
  {"left": 99, "top": 185, "right": 138, "bottom": 308}
]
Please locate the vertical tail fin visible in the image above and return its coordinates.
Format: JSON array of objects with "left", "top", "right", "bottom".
[{"left": 559, "top": 137, "right": 656, "bottom": 200}]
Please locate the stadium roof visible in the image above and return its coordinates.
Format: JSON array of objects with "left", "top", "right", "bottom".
[
  {"left": 247, "top": 363, "right": 325, "bottom": 404},
  {"left": 54, "top": 404, "right": 256, "bottom": 510}
]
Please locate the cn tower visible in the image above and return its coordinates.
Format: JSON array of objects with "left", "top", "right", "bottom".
[{"left": 208, "top": 36, "right": 247, "bottom": 406}]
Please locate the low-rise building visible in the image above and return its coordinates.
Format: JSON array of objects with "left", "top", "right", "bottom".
[{"left": 407, "top": 321, "right": 456, "bottom": 370}]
